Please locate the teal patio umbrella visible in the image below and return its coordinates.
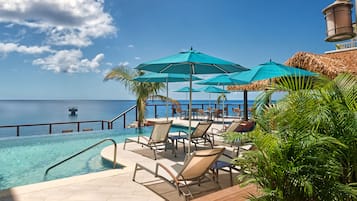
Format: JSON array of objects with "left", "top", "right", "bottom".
[
  {"left": 229, "top": 60, "right": 317, "bottom": 120},
  {"left": 133, "top": 72, "right": 201, "bottom": 121},
  {"left": 174, "top": 87, "right": 200, "bottom": 101},
  {"left": 229, "top": 60, "right": 316, "bottom": 83},
  {"left": 199, "top": 85, "right": 230, "bottom": 110},
  {"left": 197, "top": 74, "right": 247, "bottom": 123},
  {"left": 174, "top": 86, "right": 200, "bottom": 93},
  {"left": 136, "top": 48, "right": 247, "bottom": 153}
]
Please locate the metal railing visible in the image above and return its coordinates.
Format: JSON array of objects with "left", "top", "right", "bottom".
[
  {"left": 0, "top": 102, "right": 251, "bottom": 137},
  {"left": 335, "top": 39, "right": 357, "bottom": 50},
  {"left": 146, "top": 103, "right": 244, "bottom": 118},
  {"left": 0, "top": 120, "right": 109, "bottom": 137},
  {"left": 44, "top": 138, "right": 117, "bottom": 176},
  {"left": 108, "top": 104, "right": 137, "bottom": 129}
]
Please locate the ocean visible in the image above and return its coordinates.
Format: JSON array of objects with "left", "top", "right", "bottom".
[{"left": 0, "top": 100, "right": 254, "bottom": 138}]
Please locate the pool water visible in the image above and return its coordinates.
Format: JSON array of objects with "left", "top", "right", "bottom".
[{"left": 0, "top": 126, "right": 186, "bottom": 190}]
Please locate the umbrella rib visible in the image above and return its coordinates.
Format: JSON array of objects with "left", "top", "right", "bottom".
[
  {"left": 160, "top": 64, "right": 174, "bottom": 73},
  {"left": 212, "top": 64, "right": 229, "bottom": 73}
]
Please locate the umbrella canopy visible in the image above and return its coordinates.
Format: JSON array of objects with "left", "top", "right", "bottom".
[
  {"left": 137, "top": 49, "right": 246, "bottom": 74},
  {"left": 174, "top": 86, "right": 200, "bottom": 101},
  {"left": 174, "top": 86, "right": 200, "bottom": 93},
  {"left": 229, "top": 60, "right": 316, "bottom": 83},
  {"left": 197, "top": 74, "right": 247, "bottom": 123},
  {"left": 136, "top": 48, "right": 247, "bottom": 153},
  {"left": 133, "top": 72, "right": 201, "bottom": 120},
  {"left": 229, "top": 60, "right": 316, "bottom": 120},
  {"left": 196, "top": 74, "right": 248, "bottom": 86},
  {"left": 133, "top": 72, "right": 201, "bottom": 83},
  {"left": 199, "top": 86, "right": 230, "bottom": 110},
  {"left": 199, "top": 86, "right": 230, "bottom": 93}
]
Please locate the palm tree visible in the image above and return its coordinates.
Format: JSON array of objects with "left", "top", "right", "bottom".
[
  {"left": 230, "top": 73, "right": 357, "bottom": 200},
  {"left": 104, "top": 64, "right": 173, "bottom": 127}
]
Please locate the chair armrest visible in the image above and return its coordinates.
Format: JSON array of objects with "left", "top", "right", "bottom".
[
  {"left": 178, "top": 130, "right": 189, "bottom": 136},
  {"left": 155, "top": 163, "right": 179, "bottom": 185},
  {"left": 138, "top": 135, "right": 150, "bottom": 143}
]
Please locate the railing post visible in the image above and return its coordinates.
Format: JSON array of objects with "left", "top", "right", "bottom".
[
  {"left": 154, "top": 105, "right": 157, "bottom": 118},
  {"left": 77, "top": 122, "right": 80, "bottom": 132},
  {"left": 123, "top": 113, "right": 126, "bottom": 128},
  {"left": 136, "top": 106, "right": 138, "bottom": 121},
  {"left": 16, "top": 126, "right": 20, "bottom": 137},
  {"left": 49, "top": 124, "right": 52, "bottom": 134}
]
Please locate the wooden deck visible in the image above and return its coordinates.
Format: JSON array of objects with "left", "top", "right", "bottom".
[{"left": 192, "top": 184, "right": 260, "bottom": 201}]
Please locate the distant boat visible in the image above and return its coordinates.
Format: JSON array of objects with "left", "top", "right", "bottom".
[{"left": 68, "top": 107, "right": 78, "bottom": 116}]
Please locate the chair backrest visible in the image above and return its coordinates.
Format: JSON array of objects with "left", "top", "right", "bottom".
[
  {"left": 214, "top": 109, "right": 222, "bottom": 117},
  {"left": 235, "top": 120, "right": 256, "bottom": 132},
  {"left": 191, "top": 121, "right": 212, "bottom": 139},
  {"left": 226, "top": 120, "right": 242, "bottom": 132},
  {"left": 149, "top": 120, "right": 173, "bottom": 143},
  {"left": 177, "top": 147, "right": 225, "bottom": 181}
]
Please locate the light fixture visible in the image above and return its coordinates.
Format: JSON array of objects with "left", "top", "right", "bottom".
[{"left": 323, "top": 0, "right": 356, "bottom": 42}]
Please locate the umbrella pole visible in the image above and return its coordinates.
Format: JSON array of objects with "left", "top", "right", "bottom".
[
  {"left": 209, "top": 93, "right": 211, "bottom": 109},
  {"left": 166, "top": 79, "right": 169, "bottom": 121},
  {"left": 188, "top": 66, "right": 193, "bottom": 154},
  {"left": 244, "top": 90, "right": 248, "bottom": 121},
  {"left": 222, "top": 86, "right": 225, "bottom": 127}
]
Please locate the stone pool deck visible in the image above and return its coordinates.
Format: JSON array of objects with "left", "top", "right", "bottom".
[{"left": 0, "top": 118, "right": 248, "bottom": 201}]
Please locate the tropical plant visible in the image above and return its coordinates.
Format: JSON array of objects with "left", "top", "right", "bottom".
[
  {"left": 104, "top": 65, "right": 177, "bottom": 127},
  {"left": 230, "top": 73, "right": 357, "bottom": 200},
  {"left": 216, "top": 93, "right": 227, "bottom": 105}
]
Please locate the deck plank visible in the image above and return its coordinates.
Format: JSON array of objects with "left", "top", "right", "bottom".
[{"left": 192, "top": 184, "right": 260, "bottom": 201}]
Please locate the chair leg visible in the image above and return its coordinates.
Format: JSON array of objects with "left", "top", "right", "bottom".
[
  {"left": 153, "top": 149, "right": 157, "bottom": 160},
  {"left": 123, "top": 138, "right": 128, "bottom": 150},
  {"left": 229, "top": 166, "right": 233, "bottom": 186},
  {"left": 132, "top": 163, "right": 140, "bottom": 181}
]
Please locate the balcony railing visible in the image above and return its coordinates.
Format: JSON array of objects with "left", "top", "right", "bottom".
[{"left": 335, "top": 39, "right": 357, "bottom": 50}]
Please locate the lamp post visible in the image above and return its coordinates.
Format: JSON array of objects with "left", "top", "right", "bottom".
[{"left": 323, "top": 0, "right": 356, "bottom": 42}]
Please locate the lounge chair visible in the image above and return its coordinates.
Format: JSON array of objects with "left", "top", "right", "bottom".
[
  {"left": 132, "top": 147, "right": 225, "bottom": 200},
  {"left": 123, "top": 120, "right": 173, "bottom": 160},
  {"left": 209, "top": 119, "right": 243, "bottom": 145},
  {"left": 175, "top": 107, "right": 187, "bottom": 119},
  {"left": 171, "top": 121, "right": 213, "bottom": 152}
]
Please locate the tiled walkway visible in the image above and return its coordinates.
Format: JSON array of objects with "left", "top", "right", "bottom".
[{"left": 0, "top": 119, "right": 240, "bottom": 201}]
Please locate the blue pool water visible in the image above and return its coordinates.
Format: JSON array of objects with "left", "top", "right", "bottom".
[{"left": 0, "top": 126, "right": 186, "bottom": 190}]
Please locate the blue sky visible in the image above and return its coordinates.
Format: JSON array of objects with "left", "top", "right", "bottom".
[{"left": 0, "top": 0, "right": 340, "bottom": 100}]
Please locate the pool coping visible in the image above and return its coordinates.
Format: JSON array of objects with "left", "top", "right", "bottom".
[
  {"left": 0, "top": 142, "right": 164, "bottom": 200},
  {"left": 0, "top": 119, "right": 229, "bottom": 200}
]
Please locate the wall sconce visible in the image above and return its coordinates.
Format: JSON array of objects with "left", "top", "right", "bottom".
[{"left": 323, "top": 0, "right": 356, "bottom": 42}]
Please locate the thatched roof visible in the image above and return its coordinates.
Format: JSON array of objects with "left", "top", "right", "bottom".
[
  {"left": 285, "top": 49, "right": 357, "bottom": 79},
  {"left": 228, "top": 49, "right": 357, "bottom": 91}
]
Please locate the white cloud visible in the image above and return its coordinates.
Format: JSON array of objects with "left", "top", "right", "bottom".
[
  {"left": 128, "top": 44, "right": 134, "bottom": 48},
  {"left": 0, "top": 42, "right": 53, "bottom": 55},
  {"left": 118, "top": 61, "right": 129, "bottom": 67},
  {"left": 32, "top": 49, "right": 104, "bottom": 73},
  {"left": 102, "top": 68, "right": 111, "bottom": 77},
  {"left": 134, "top": 56, "right": 141, "bottom": 60},
  {"left": 0, "top": 0, "right": 116, "bottom": 47}
]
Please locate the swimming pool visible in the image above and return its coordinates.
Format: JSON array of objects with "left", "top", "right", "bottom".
[{"left": 0, "top": 126, "right": 187, "bottom": 190}]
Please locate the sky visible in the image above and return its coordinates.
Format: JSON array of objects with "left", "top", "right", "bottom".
[{"left": 0, "top": 0, "right": 343, "bottom": 100}]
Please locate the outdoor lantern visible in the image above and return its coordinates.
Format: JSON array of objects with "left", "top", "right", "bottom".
[{"left": 323, "top": 0, "right": 356, "bottom": 42}]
